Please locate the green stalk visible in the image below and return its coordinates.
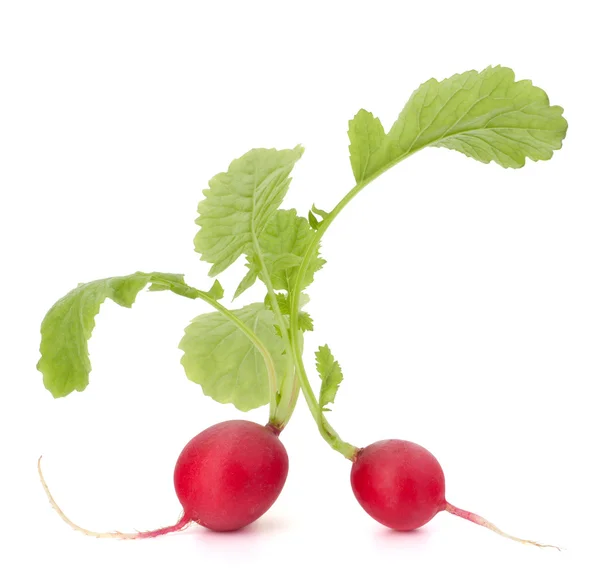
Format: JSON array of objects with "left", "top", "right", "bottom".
[
  {"left": 279, "top": 374, "right": 300, "bottom": 427},
  {"left": 286, "top": 183, "right": 370, "bottom": 459},
  {"left": 252, "top": 236, "right": 297, "bottom": 429},
  {"left": 294, "top": 347, "right": 358, "bottom": 459},
  {"left": 288, "top": 156, "right": 417, "bottom": 458}
]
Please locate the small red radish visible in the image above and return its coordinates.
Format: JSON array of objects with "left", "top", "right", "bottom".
[
  {"left": 173, "top": 420, "right": 288, "bottom": 532},
  {"left": 351, "top": 439, "right": 445, "bottom": 531},
  {"left": 351, "top": 439, "right": 558, "bottom": 548},
  {"left": 39, "top": 420, "right": 288, "bottom": 538}
]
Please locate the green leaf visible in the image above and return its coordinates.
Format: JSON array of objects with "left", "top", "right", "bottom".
[
  {"left": 349, "top": 66, "right": 568, "bottom": 181},
  {"left": 147, "top": 273, "right": 187, "bottom": 292},
  {"left": 308, "top": 210, "right": 321, "bottom": 230},
  {"left": 264, "top": 292, "right": 290, "bottom": 315},
  {"left": 233, "top": 263, "right": 259, "bottom": 299},
  {"left": 38, "top": 272, "right": 199, "bottom": 398},
  {"left": 311, "top": 205, "right": 330, "bottom": 219},
  {"left": 148, "top": 273, "right": 202, "bottom": 299},
  {"left": 264, "top": 252, "right": 304, "bottom": 274},
  {"left": 179, "top": 303, "right": 286, "bottom": 411},
  {"left": 316, "top": 344, "right": 343, "bottom": 410},
  {"left": 265, "top": 293, "right": 313, "bottom": 332},
  {"left": 194, "top": 146, "right": 304, "bottom": 276},
  {"left": 308, "top": 204, "right": 330, "bottom": 230},
  {"left": 298, "top": 311, "right": 314, "bottom": 332},
  {"left": 207, "top": 279, "right": 225, "bottom": 301},
  {"left": 349, "top": 109, "right": 387, "bottom": 182},
  {"left": 248, "top": 209, "right": 325, "bottom": 292}
]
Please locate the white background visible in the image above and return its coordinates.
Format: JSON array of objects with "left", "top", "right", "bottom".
[{"left": 1, "top": 1, "right": 598, "bottom": 571}]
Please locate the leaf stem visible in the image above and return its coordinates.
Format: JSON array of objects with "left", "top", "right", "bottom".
[
  {"left": 294, "top": 348, "right": 358, "bottom": 460},
  {"left": 288, "top": 164, "right": 408, "bottom": 458},
  {"left": 290, "top": 148, "right": 420, "bottom": 333},
  {"left": 286, "top": 184, "right": 372, "bottom": 459},
  {"left": 279, "top": 374, "right": 300, "bottom": 427},
  {"left": 251, "top": 236, "right": 298, "bottom": 428}
]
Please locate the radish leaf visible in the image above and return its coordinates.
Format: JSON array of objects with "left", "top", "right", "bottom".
[
  {"left": 234, "top": 209, "right": 325, "bottom": 299},
  {"left": 265, "top": 292, "right": 313, "bottom": 333},
  {"left": 349, "top": 66, "right": 568, "bottom": 181},
  {"left": 38, "top": 272, "right": 206, "bottom": 398},
  {"left": 298, "top": 311, "right": 314, "bottom": 332},
  {"left": 316, "top": 345, "right": 343, "bottom": 410},
  {"left": 179, "top": 303, "right": 286, "bottom": 411},
  {"left": 349, "top": 110, "right": 387, "bottom": 183},
  {"left": 233, "top": 262, "right": 260, "bottom": 299},
  {"left": 250, "top": 209, "right": 325, "bottom": 293},
  {"left": 194, "top": 147, "right": 304, "bottom": 276}
]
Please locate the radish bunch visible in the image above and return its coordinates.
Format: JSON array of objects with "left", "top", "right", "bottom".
[{"left": 37, "top": 65, "right": 567, "bottom": 547}]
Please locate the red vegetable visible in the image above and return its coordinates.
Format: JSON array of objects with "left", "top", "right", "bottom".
[
  {"left": 174, "top": 420, "right": 289, "bottom": 532},
  {"left": 351, "top": 440, "right": 445, "bottom": 531},
  {"left": 351, "top": 439, "right": 558, "bottom": 548},
  {"left": 38, "top": 420, "right": 288, "bottom": 538}
]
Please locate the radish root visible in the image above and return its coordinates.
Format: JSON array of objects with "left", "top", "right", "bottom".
[
  {"left": 38, "top": 456, "right": 192, "bottom": 540},
  {"left": 445, "top": 502, "right": 561, "bottom": 550}
]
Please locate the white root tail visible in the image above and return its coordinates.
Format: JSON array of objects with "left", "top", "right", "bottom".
[
  {"left": 38, "top": 456, "right": 191, "bottom": 540},
  {"left": 445, "top": 502, "right": 561, "bottom": 550}
]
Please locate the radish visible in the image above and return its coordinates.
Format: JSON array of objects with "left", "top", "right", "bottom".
[
  {"left": 350, "top": 439, "right": 558, "bottom": 548},
  {"left": 37, "top": 66, "right": 567, "bottom": 545},
  {"left": 351, "top": 440, "right": 445, "bottom": 531},
  {"left": 38, "top": 420, "right": 288, "bottom": 538},
  {"left": 174, "top": 420, "right": 288, "bottom": 532}
]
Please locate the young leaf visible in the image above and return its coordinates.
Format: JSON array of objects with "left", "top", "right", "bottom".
[
  {"left": 308, "top": 210, "right": 321, "bottom": 230},
  {"left": 179, "top": 303, "right": 286, "bottom": 411},
  {"left": 248, "top": 209, "right": 325, "bottom": 292},
  {"left": 308, "top": 204, "right": 330, "bottom": 230},
  {"left": 194, "top": 146, "right": 304, "bottom": 276},
  {"left": 206, "top": 279, "right": 225, "bottom": 301},
  {"left": 316, "top": 345, "right": 343, "bottom": 410},
  {"left": 264, "top": 292, "right": 290, "bottom": 315},
  {"left": 234, "top": 263, "right": 259, "bottom": 299},
  {"left": 348, "top": 109, "right": 387, "bottom": 183},
  {"left": 298, "top": 311, "right": 314, "bottom": 332},
  {"left": 311, "top": 205, "right": 330, "bottom": 219},
  {"left": 37, "top": 272, "right": 201, "bottom": 398},
  {"left": 266, "top": 293, "right": 314, "bottom": 333},
  {"left": 349, "top": 66, "right": 568, "bottom": 182}
]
